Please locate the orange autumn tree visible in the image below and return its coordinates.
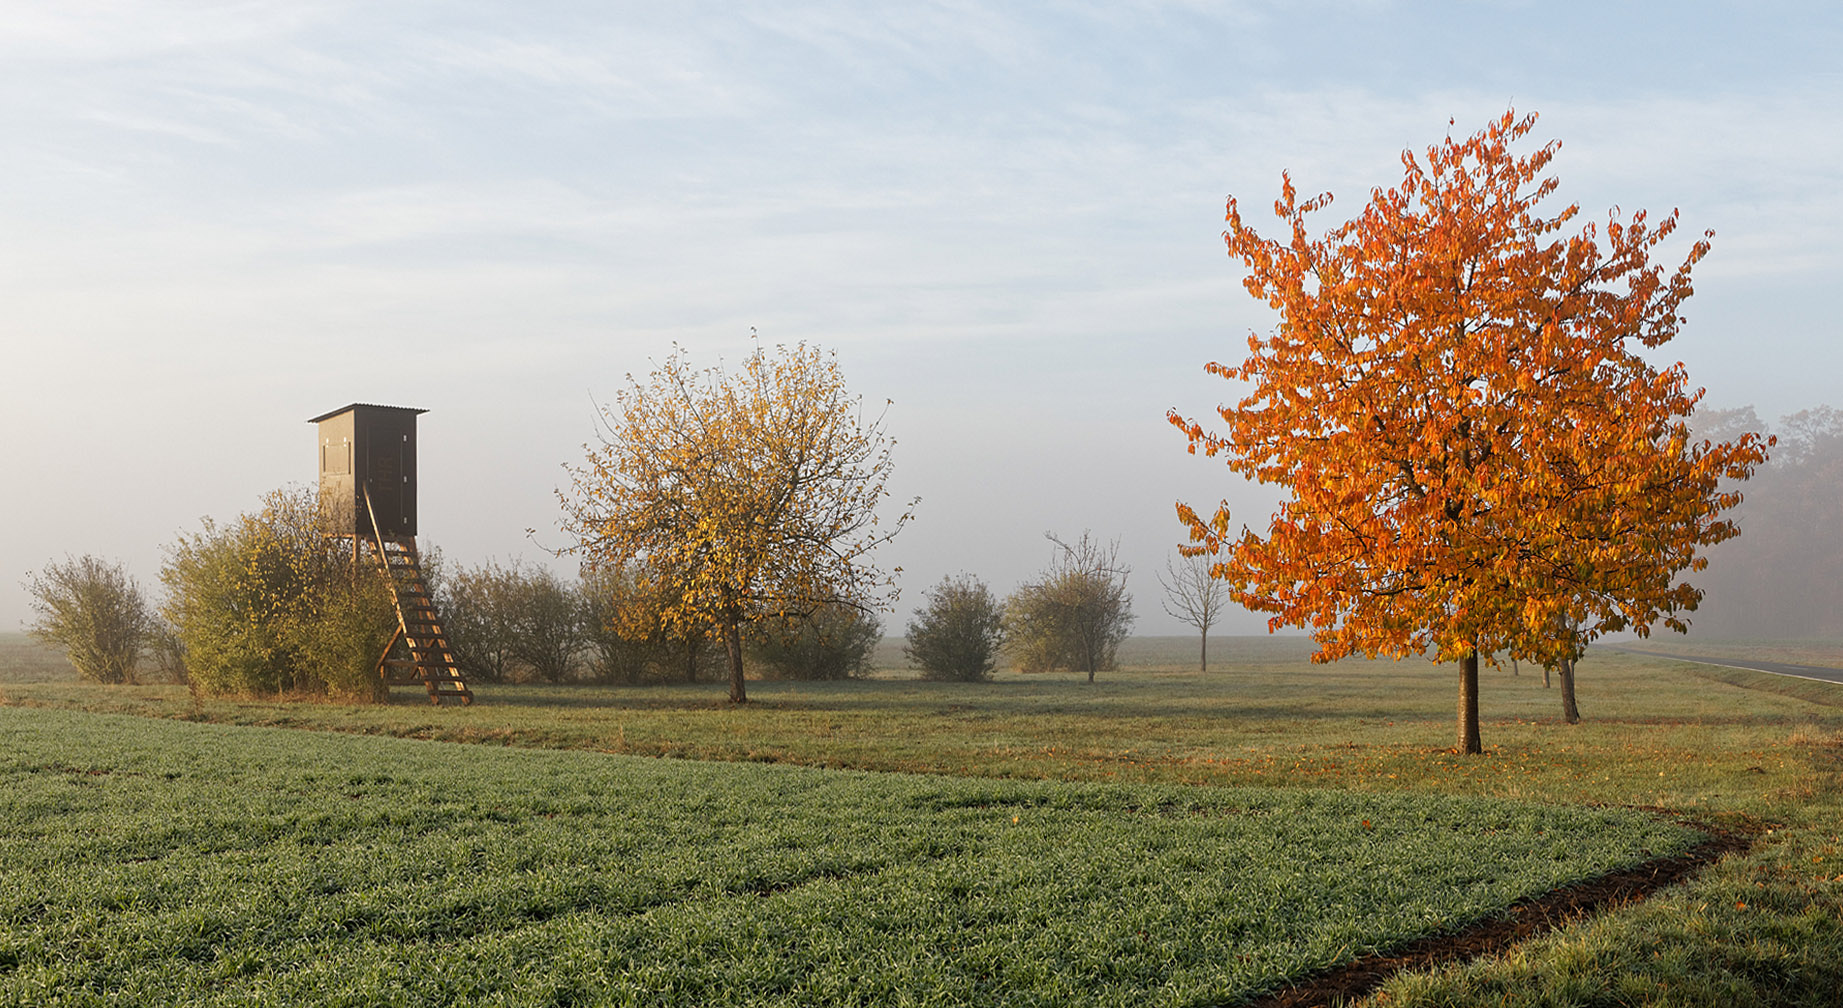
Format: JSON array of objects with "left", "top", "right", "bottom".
[
  {"left": 560, "top": 341, "right": 914, "bottom": 703},
  {"left": 1170, "top": 110, "right": 1770, "bottom": 754}
]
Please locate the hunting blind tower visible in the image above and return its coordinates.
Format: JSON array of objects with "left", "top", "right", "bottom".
[{"left": 309, "top": 403, "right": 472, "bottom": 704}]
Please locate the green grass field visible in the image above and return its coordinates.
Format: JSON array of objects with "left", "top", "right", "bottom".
[
  {"left": 0, "top": 707, "right": 1699, "bottom": 1007},
  {"left": 4, "top": 633, "right": 1842, "bottom": 1005}
]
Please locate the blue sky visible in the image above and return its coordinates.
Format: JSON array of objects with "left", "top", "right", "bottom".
[{"left": 5, "top": 1, "right": 1839, "bottom": 636}]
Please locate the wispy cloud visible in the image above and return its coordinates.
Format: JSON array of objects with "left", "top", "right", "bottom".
[{"left": 0, "top": 0, "right": 334, "bottom": 62}]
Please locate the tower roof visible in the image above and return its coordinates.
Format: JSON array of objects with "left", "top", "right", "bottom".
[{"left": 306, "top": 403, "right": 428, "bottom": 424}]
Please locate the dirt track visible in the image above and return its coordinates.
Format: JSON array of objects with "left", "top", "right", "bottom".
[{"left": 1243, "top": 820, "right": 1756, "bottom": 1008}]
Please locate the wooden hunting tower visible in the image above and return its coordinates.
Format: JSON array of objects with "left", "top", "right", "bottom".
[
  {"left": 309, "top": 403, "right": 424, "bottom": 538},
  {"left": 308, "top": 403, "right": 471, "bottom": 705}
]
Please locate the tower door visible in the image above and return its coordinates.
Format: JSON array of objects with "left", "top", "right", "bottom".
[{"left": 366, "top": 442, "right": 404, "bottom": 536}]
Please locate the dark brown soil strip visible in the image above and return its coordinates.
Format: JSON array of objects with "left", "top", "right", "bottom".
[{"left": 1240, "top": 819, "right": 1757, "bottom": 1008}]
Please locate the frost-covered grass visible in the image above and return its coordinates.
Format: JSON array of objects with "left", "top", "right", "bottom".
[
  {"left": 0, "top": 707, "right": 1698, "bottom": 1007},
  {"left": 7, "top": 637, "right": 1843, "bottom": 1004}
]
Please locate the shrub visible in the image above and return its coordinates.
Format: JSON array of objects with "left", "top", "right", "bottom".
[
  {"left": 22, "top": 555, "right": 156, "bottom": 684},
  {"left": 576, "top": 564, "right": 657, "bottom": 684},
  {"left": 290, "top": 560, "right": 396, "bottom": 701},
  {"left": 905, "top": 574, "right": 1004, "bottom": 682},
  {"left": 147, "top": 619, "right": 188, "bottom": 684},
  {"left": 749, "top": 605, "right": 881, "bottom": 681},
  {"left": 580, "top": 564, "right": 727, "bottom": 685},
  {"left": 160, "top": 487, "right": 394, "bottom": 699}
]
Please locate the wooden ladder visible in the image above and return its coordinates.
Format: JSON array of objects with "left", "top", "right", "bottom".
[{"left": 366, "top": 492, "right": 472, "bottom": 705}]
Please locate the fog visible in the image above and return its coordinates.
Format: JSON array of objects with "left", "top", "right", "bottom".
[{"left": 1685, "top": 406, "right": 1843, "bottom": 640}]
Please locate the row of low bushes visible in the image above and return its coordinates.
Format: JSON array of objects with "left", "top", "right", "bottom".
[
  {"left": 24, "top": 490, "right": 1137, "bottom": 699},
  {"left": 21, "top": 487, "right": 884, "bottom": 698},
  {"left": 22, "top": 489, "right": 395, "bottom": 698},
  {"left": 440, "top": 559, "right": 882, "bottom": 686}
]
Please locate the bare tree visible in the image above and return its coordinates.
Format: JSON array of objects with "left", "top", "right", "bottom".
[
  {"left": 1005, "top": 532, "right": 1134, "bottom": 683},
  {"left": 505, "top": 564, "right": 586, "bottom": 684},
  {"left": 1158, "top": 553, "right": 1227, "bottom": 672},
  {"left": 439, "top": 559, "right": 526, "bottom": 683}
]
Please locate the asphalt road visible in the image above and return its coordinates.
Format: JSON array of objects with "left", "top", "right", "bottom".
[{"left": 1606, "top": 646, "right": 1843, "bottom": 686}]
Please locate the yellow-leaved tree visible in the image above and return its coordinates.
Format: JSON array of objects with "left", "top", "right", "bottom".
[
  {"left": 560, "top": 341, "right": 914, "bottom": 703},
  {"left": 1170, "top": 110, "right": 1771, "bottom": 754}
]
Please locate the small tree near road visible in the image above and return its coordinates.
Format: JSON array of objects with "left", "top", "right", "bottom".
[
  {"left": 1158, "top": 553, "right": 1228, "bottom": 672},
  {"left": 23, "top": 555, "right": 156, "bottom": 684},
  {"left": 1004, "top": 533, "right": 1134, "bottom": 683},
  {"left": 905, "top": 574, "right": 1005, "bottom": 682},
  {"left": 560, "top": 341, "right": 914, "bottom": 703}
]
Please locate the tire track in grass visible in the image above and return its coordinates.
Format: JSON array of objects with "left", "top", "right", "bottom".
[{"left": 1242, "top": 818, "right": 1758, "bottom": 1008}]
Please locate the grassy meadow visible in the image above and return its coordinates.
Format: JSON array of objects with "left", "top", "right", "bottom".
[{"left": 3, "top": 633, "right": 1843, "bottom": 1005}]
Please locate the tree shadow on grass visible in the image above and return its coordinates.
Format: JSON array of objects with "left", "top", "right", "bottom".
[{"left": 446, "top": 678, "right": 1434, "bottom": 723}]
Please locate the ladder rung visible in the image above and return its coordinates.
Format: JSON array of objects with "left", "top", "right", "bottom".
[{"left": 366, "top": 533, "right": 471, "bottom": 703}]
